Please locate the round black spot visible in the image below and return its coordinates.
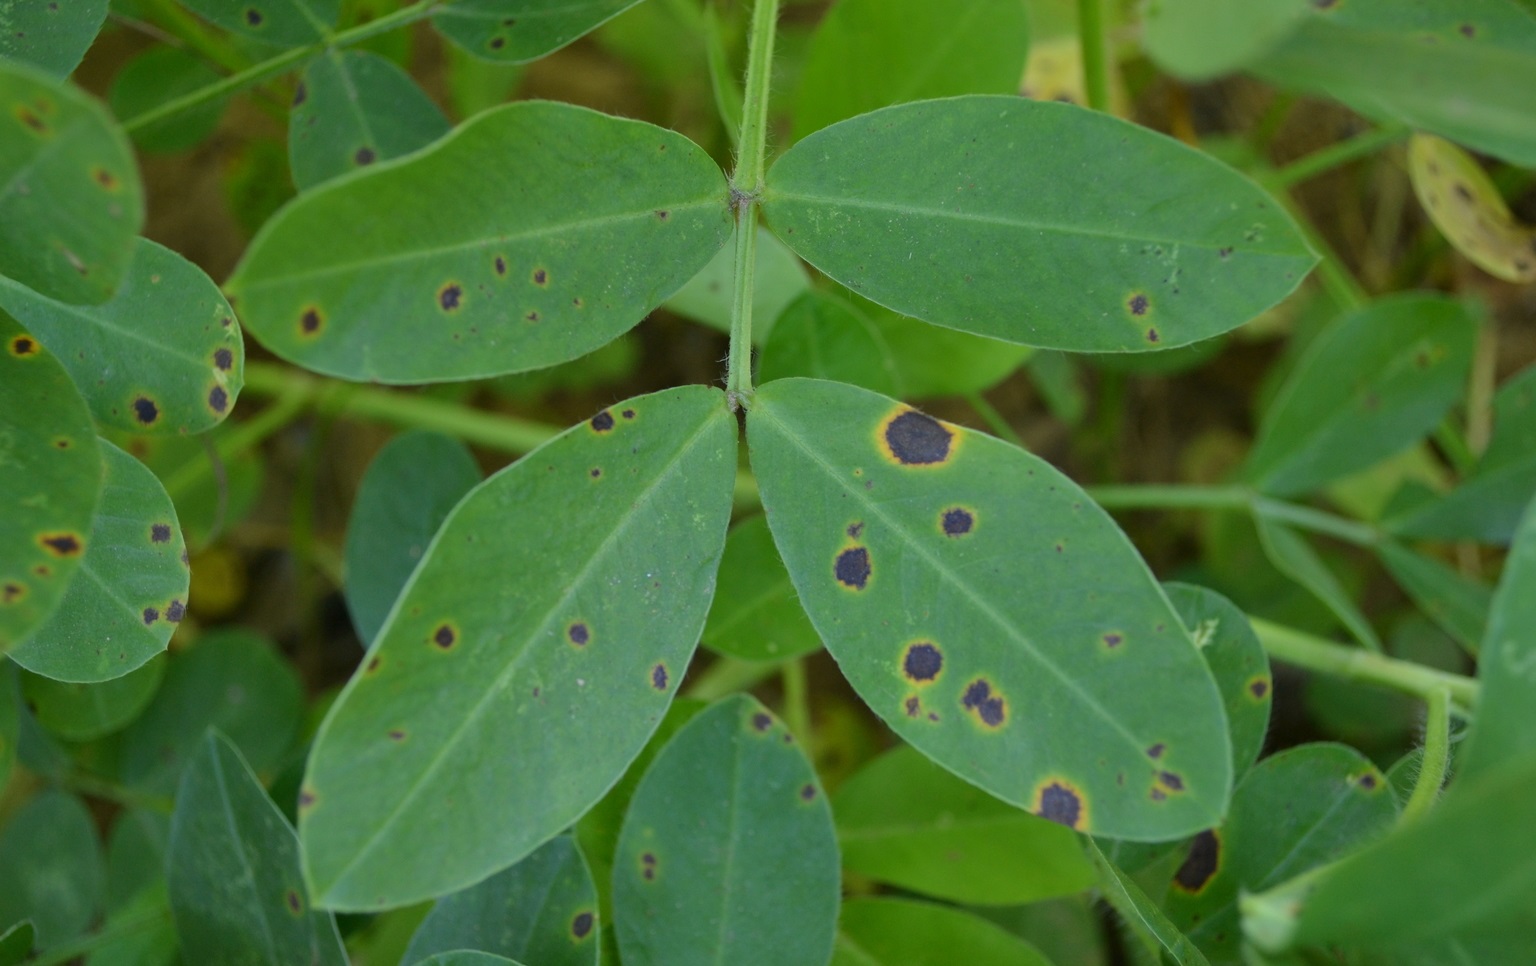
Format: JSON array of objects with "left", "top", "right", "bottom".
[
  {"left": 571, "top": 911, "right": 594, "bottom": 939},
  {"left": 751, "top": 712, "right": 772, "bottom": 732},
  {"left": 835, "top": 547, "right": 871, "bottom": 589},
  {"left": 800, "top": 784, "right": 816, "bottom": 801},
  {"left": 141, "top": 607, "right": 158, "bottom": 625},
  {"left": 490, "top": 36, "right": 506, "bottom": 49},
  {"left": 621, "top": 409, "right": 635, "bottom": 420},
  {"left": 651, "top": 663, "right": 668, "bottom": 690},
  {"left": 150, "top": 523, "right": 172, "bottom": 543},
  {"left": 8, "top": 335, "right": 37, "bottom": 356},
  {"left": 1249, "top": 677, "right": 1270, "bottom": 699},
  {"left": 1103, "top": 633, "right": 1124, "bottom": 648},
  {"left": 433, "top": 624, "right": 456, "bottom": 649},
  {"left": 903, "top": 642, "right": 942, "bottom": 683},
  {"left": 213, "top": 348, "right": 233, "bottom": 371},
  {"left": 300, "top": 308, "right": 322, "bottom": 334},
  {"left": 209, "top": 386, "right": 228, "bottom": 413},
  {"left": 568, "top": 622, "right": 589, "bottom": 646},
  {"left": 439, "top": 284, "right": 463, "bottom": 311},
  {"left": 245, "top": 8, "right": 263, "bottom": 25},
  {"left": 941, "top": 508, "right": 973, "bottom": 536},
  {"left": 1035, "top": 781, "right": 1083, "bottom": 829},
  {"left": 591, "top": 410, "right": 615, "bottom": 432},
  {"left": 132, "top": 396, "right": 159, "bottom": 425},
  {"left": 533, "top": 268, "right": 548, "bottom": 286},
  {"left": 655, "top": 210, "right": 670, "bottom": 221},
  {"left": 1174, "top": 829, "right": 1221, "bottom": 892},
  {"left": 589, "top": 467, "right": 601, "bottom": 479},
  {"left": 166, "top": 599, "right": 185, "bottom": 622},
  {"left": 354, "top": 146, "right": 376, "bottom": 165},
  {"left": 1128, "top": 293, "right": 1150, "bottom": 316},
  {"left": 884, "top": 410, "right": 952, "bottom": 465},
  {"left": 1358, "top": 772, "right": 1379, "bottom": 790}
]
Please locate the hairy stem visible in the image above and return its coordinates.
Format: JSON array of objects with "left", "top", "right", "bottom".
[
  {"left": 1264, "top": 125, "right": 1409, "bottom": 189},
  {"left": 1400, "top": 686, "right": 1452, "bottom": 825},
  {"left": 1251, "top": 618, "right": 1478, "bottom": 710}
]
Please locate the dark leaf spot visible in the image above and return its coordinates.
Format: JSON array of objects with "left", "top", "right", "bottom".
[
  {"left": 433, "top": 623, "right": 457, "bottom": 649},
  {"left": 300, "top": 307, "right": 323, "bottom": 336},
  {"left": 941, "top": 507, "right": 974, "bottom": 536},
  {"left": 1103, "top": 632, "right": 1124, "bottom": 648},
  {"left": 651, "top": 663, "right": 668, "bottom": 690},
  {"left": 490, "top": 36, "right": 506, "bottom": 49},
  {"left": 568, "top": 622, "right": 590, "bottom": 646},
  {"left": 752, "top": 712, "right": 772, "bottom": 732},
  {"left": 209, "top": 386, "right": 228, "bottom": 413},
  {"left": 1034, "top": 781, "right": 1084, "bottom": 829},
  {"left": 1248, "top": 676, "right": 1270, "bottom": 699},
  {"left": 905, "top": 696, "right": 920, "bottom": 717},
  {"left": 354, "top": 146, "right": 376, "bottom": 165},
  {"left": 800, "top": 783, "right": 817, "bottom": 801},
  {"left": 166, "top": 600, "right": 185, "bottom": 622},
  {"left": 1357, "top": 772, "right": 1379, "bottom": 790},
  {"left": 1160, "top": 771, "right": 1185, "bottom": 791},
  {"left": 299, "top": 789, "right": 316, "bottom": 809},
  {"left": 213, "top": 348, "right": 233, "bottom": 371},
  {"left": 1459, "top": 22, "right": 1476, "bottom": 37},
  {"left": 571, "top": 911, "right": 594, "bottom": 939},
  {"left": 142, "top": 607, "right": 158, "bottom": 625},
  {"left": 284, "top": 889, "right": 302, "bottom": 914},
  {"left": 92, "top": 167, "right": 118, "bottom": 191},
  {"left": 365, "top": 656, "right": 380, "bottom": 674},
  {"left": 533, "top": 268, "right": 548, "bottom": 286},
  {"left": 1146, "top": 742, "right": 1165, "bottom": 758},
  {"left": 656, "top": 210, "right": 669, "bottom": 220},
  {"left": 961, "top": 678, "right": 1006, "bottom": 728},
  {"left": 494, "top": 255, "right": 507, "bottom": 276},
  {"left": 1151, "top": 788, "right": 1167, "bottom": 802},
  {"left": 388, "top": 729, "right": 405, "bottom": 741},
  {"left": 591, "top": 410, "right": 615, "bottom": 432},
  {"left": 292, "top": 82, "right": 306, "bottom": 106},
  {"left": 621, "top": 408, "right": 635, "bottom": 419},
  {"left": 902, "top": 641, "right": 943, "bottom": 683},
  {"left": 835, "top": 547, "right": 871, "bottom": 590},
  {"left": 1218, "top": 247, "right": 1233, "bottom": 260},
  {"left": 1173, "top": 829, "right": 1221, "bottom": 893},
  {"left": 438, "top": 283, "right": 463, "bottom": 311},
  {"left": 151, "top": 523, "right": 172, "bottom": 543},
  {"left": 1146, "top": 327, "right": 1160, "bottom": 343},
  {"left": 883, "top": 410, "right": 953, "bottom": 465},
  {"left": 1454, "top": 182, "right": 1474, "bottom": 202},
  {"left": 245, "top": 8, "right": 263, "bottom": 25},
  {"left": 1128, "top": 293, "right": 1150, "bottom": 316},
  {"left": 1, "top": 582, "right": 24, "bottom": 604},
  {"left": 8, "top": 335, "right": 37, "bottom": 357},
  {"left": 39, "top": 533, "right": 82, "bottom": 557},
  {"left": 846, "top": 521, "right": 864, "bottom": 539},
  {"left": 133, "top": 396, "right": 159, "bottom": 425}
]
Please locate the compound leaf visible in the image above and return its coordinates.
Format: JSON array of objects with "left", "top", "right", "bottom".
[
  {"left": 300, "top": 385, "right": 736, "bottom": 910},
  {"left": 179, "top": 0, "right": 339, "bottom": 47},
  {"left": 10, "top": 441, "right": 189, "bottom": 683},
  {"left": 167, "top": 731, "right": 347, "bottom": 966},
  {"left": 763, "top": 96, "right": 1316, "bottom": 353},
  {"left": 433, "top": 0, "right": 645, "bottom": 64},
  {"left": 0, "top": 0, "right": 109, "bottom": 77},
  {"left": 0, "top": 238, "right": 244, "bottom": 435},
  {"left": 0, "top": 61, "right": 142, "bottom": 305},
  {"left": 612, "top": 695, "right": 840, "bottom": 966},
  {"left": 748, "top": 378, "right": 1232, "bottom": 841},
  {"left": 0, "top": 310, "right": 101, "bottom": 652},
  {"left": 229, "top": 101, "right": 730, "bottom": 383}
]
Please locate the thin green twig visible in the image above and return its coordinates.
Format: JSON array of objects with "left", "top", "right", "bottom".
[{"left": 1076, "top": 0, "right": 1111, "bottom": 113}]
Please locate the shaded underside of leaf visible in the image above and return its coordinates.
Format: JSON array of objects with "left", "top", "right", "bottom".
[{"left": 0, "top": 0, "right": 109, "bottom": 77}]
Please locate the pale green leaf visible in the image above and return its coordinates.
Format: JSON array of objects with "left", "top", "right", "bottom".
[
  {"left": 1142, "top": 0, "right": 1309, "bottom": 80},
  {"left": 703, "top": 513, "right": 823, "bottom": 663},
  {"left": 663, "top": 226, "right": 809, "bottom": 344},
  {"left": 763, "top": 96, "right": 1316, "bottom": 353},
  {"left": 1376, "top": 541, "right": 1492, "bottom": 655},
  {"left": 760, "top": 290, "right": 901, "bottom": 397},
  {"left": 300, "top": 386, "right": 736, "bottom": 909},
  {"left": 0, "top": 0, "right": 108, "bottom": 77},
  {"left": 0, "top": 791, "right": 104, "bottom": 949},
  {"left": 434, "top": 0, "right": 645, "bottom": 64},
  {"left": 108, "top": 46, "right": 225, "bottom": 153},
  {"left": 228, "top": 101, "right": 730, "bottom": 382},
  {"left": 866, "top": 302, "right": 1031, "bottom": 398},
  {"left": 1254, "top": 517, "right": 1381, "bottom": 651},
  {"left": 612, "top": 695, "right": 840, "bottom": 966},
  {"left": 748, "top": 378, "right": 1232, "bottom": 840},
  {"left": 832, "top": 897, "right": 1052, "bottom": 966},
  {"left": 19, "top": 654, "right": 164, "bottom": 741},
  {"left": 10, "top": 441, "right": 189, "bottom": 683}
]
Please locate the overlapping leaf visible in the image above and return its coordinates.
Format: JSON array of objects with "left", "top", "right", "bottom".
[
  {"left": 1141, "top": 0, "right": 1309, "bottom": 80},
  {"left": 0, "top": 665, "right": 17, "bottom": 795},
  {"left": 0, "top": 311, "right": 100, "bottom": 652},
  {"left": 11, "top": 441, "right": 189, "bottom": 683},
  {"left": 0, "top": 238, "right": 244, "bottom": 435},
  {"left": 1085, "top": 839, "right": 1211, "bottom": 966},
  {"left": 760, "top": 291, "right": 901, "bottom": 397},
  {"left": 1459, "top": 499, "right": 1536, "bottom": 781},
  {"left": 748, "top": 378, "right": 1232, "bottom": 840},
  {"left": 1376, "top": 541, "right": 1491, "bottom": 655},
  {"left": 19, "top": 655, "right": 164, "bottom": 741},
  {"left": 180, "top": 0, "right": 339, "bottom": 47},
  {"left": 0, "top": 0, "right": 108, "bottom": 77},
  {"left": 612, "top": 696, "right": 840, "bottom": 966},
  {"left": 433, "top": 0, "right": 646, "bottom": 64},
  {"left": 762, "top": 97, "right": 1316, "bottom": 353},
  {"left": 300, "top": 386, "right": 736, "bottom": 909},
  {"left": 663, "top": 226, "right": 809, "bottom": 344},
  {"left": 229, "top": 101, "right": 730, "bottom": 382},
  {"left": 831, "top": 898, "right": 1051, "bottom": 966},
  {"left": 702, "top": 514, "right": 823, "bottom": 662},
  {"left": 108, "top": 47, "right": 225, "bottom": 153},
  {"left": 1255, "top": 517, "right": 1380, "bottom": 651},
  {"left": 0, "top": 791, "right": 104, "bottom": 949},
  {"left": 0, "top": 61, "right": 143, "bottom": 304},
  {"left": 1164, "top": 583, "right": 1271, "bottom": 778}
]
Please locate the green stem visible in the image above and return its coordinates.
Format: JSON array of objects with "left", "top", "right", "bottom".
[
  {"left": 1087, "top": 483, "right": 1379, "bottom": 548},
  {"left": 139, "top": 0, "right": 249, "bottom": 72},
  {"left": 122, "top": 0, "right": 443, "bottom": 133},
  {"left": 163, "top": 380, "right": 310, "bottom": 500},
  {"left": 1264, "top": 125, "right": 1409, "bottom": 190},
  {"left": 28, "top": 906, "right": 172, "bottom": 966},
  {"left": 724, "top": 0, "right": 780, "bottom": 404},
  {"left": 1076, "top": 0, "right": 1111, "bottom": 112},
  {"left": 780, "top": 658, "right": 811, "bottom": 742},
  {"left": 1400, "top": 686, "right": 1452, "bottom": 825},
  {"left": 1249, "top": 496, "right": 1378, "bottom": 548},
  {"left": 964, "top": 390, "right": 1024, "bottom": 448},
  {"left": 58, "top": 771, "right": 175, "bottom": 813},
  {"left": 1251, "top": 618, "right": 1478, "bottom": 710},
  {"left": 685, "top": 655, "right": 778, "bottom": 701}
]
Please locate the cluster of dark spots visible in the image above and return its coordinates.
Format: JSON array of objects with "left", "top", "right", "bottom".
[
  {"left": 299, "top": 307, "right": 323, "bottom": 336},
  {"left": 1127, "top": 293, "right": 1150, "bottom": 316},
  {"left": 591, "top": 410, "right": 615, "bottom": 433},
  {"left": 532, "top": 268, "right": 549, "bottom": 286},
  {"left": 881, "top": 409, "right": 954, "bottom": 466},
  {"left": 438, "top": 282, "right": 463, "bottom": 311},
  {"left": 209, "top": 386, "right": 229, "bottom": 414},
  {"left": 213, "top": 348, "right": 234, "bottom": 371},
  {"left": 568, "top": 622, "right": 590, "bottom": 647},
  {"left": 142, "top": 607, "right": 159, "bottom": 625},
  {"left": 39, "top": 533, "right": 83, "bottom": 557},
  {"left": 846, "top": 521, "right": 864, "bottom": 539},
  {"left": 150, "top": 524, "right": 172, "bottom": 544},
  {"left": 387, "top": 729, "right": 406, "bottom": 741},
  {"left": 1103, "top": 632, "right": 1124, "bottom": 649},
  {"left": 751, "top": 712, "right": 772, "bottom": 732},
  {"left": 292, "top": 82, "right": 306, "bottom": 106},
  {"left": 835, "top": 546, "right": 871, "bottom": 590},
  {"left": 354, "top": 146, "right": 377, "bottom": 166},
  {"left": 904, "top": 695, "right": 921, "bottom": 717},
  {"left": 284, "top": 889, "right": 302, "bottom": 915},
  {"left": 640, "top": 852, "right": 657, "bottom": 880},
  {"left": 1173, "top": 829, "right": 1221, "bottom": 893},
  {"left": 1247, "top": 676, "right": 1270, "bottom": 700},
  {"left": 8, "top": 335, "right": 37, "bottom": 357},
  {"left": 166, "top": 600, "right": 185, "bottom": 622},
  {"left": 1356, "top": 771, "right": 1380, "bottom": 791},
  {"left": 651, "top": 663, "right": 669, "bottom": 690},
  {"left": 432, "top": 623, "right": 458, "bottom": 650},
  {"left": 571, "top": 911, "right": 594, "bottom": 940},
  {"left": 941, "top": 507, "right": 974, "bottom": 537},
  {"left": 132, "top": 396, "right": 160, "bottom": 425},
  {"left": 1034, "top": 780, "right": 1085, "bottom": 830},
  {"left": 961, "top": 678, "right": 1006, "bottom": 728},
  {"left": 799, "top": 784, "right": 817, "bottom": 802},
  {"left": 902, "top": 641, "right": 943, "bottom": 684}
]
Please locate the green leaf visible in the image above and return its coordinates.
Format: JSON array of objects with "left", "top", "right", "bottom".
[
  {"left": 662, "top": 225, "right": 809, "bottom": 344},
  {"left": 1254, "top": 517, "right": 1380, "bottom": 651},
  {"left": 405, "top": 835, "right": 598, "bottom": 966},
  {"left": 416, "top": 954, "right": 524, "bottom": 966},
  {"left": 179, "top": 0, "right": 339, "bottom": 47},
  {"left": 0, "top": 921, "right": 31, "bottom": 966},
  {"left": 867, "top": 303, "right": 1031, "bottom": 398},
  {"left": 106, "top": 809, "right": 171, "bottom": 912},
  {"left": 793, "top": 0, "right": 1029, "bottom": 140},
  {"left": 1387, "top": 362, "right": 1536, "bottom": 545},
  {"left": 343, "top": 430, "right": 482, "bottom": 645},
  {"left": 10, "top": 441, "right": 189, "bottom": 682},
  {"left": 760, "top": 290, "right": 901, "bottom": 397},
  {"left": 1166, "top": 744, "right": 1397, "bottom": 963},
  {"left": 228, "top": 101, "right": 730, "bottom": 383},
  {"left": 1288, "top": 754, "right": 1536, "bottom": 950},
  {"left": 762, "top": 96, "right": 1316, "bottom": 353},
  {"left": 702, "top": 514, "right": 823, "bottom": 663},
  {"left": 0, "top": 0, "right": 108, "bottom": 77},
  {"left": 168, "top": 731, "right": 347, "bottom": 966},
  {"left": 1459, "top": 499, "right": 1536, "bottom": 782},
  {"left": 1164, "top": 583, "right": 1272, "bottom": 779},
  {"left": 1376, "top": 541, "right": 1491, "bottom": 655},
  {"left": 433, "top": 0, "right": 646, "bottom": 64},
  {"left": 0, "top": 312, "right": 101, "bottom": 653},
  {"left": 1243, "top": 295, "right": 1477, "bottom": 498},
  {"left": 1252, "top": 0, "right": 1536, "bottom": 167},
  {"left": 1142, "top": 0, "right": 1309, "bottom": 81},
  {"left": 0, "top": 664, "right": 16, "bottom": 789},
  {"left": 832, "top": 897, "right": 1052, "bottom": 966},
  {"left": 612, "top": 695, "right": 840, "bottom": 966},
  {"left": 300, "top": 385, "right": 736, "bottom": 910},
  {"left": 84, "top": 884, "right": 178, "bottom": 966},
  {"left": 0, "top": 61, "right": 143, "bottom": 305},
  {"left": 18, "top": 654, "right": 165, "bottom": 741},
  {"left": 747, "top": 378, "right": 1232, "bottom": 840},
  {"left": 834, "top": 744, "right": 1095, "bottom": 905},
  {"left": 107, "top": 46, "right": 225, "bottom": 154},
  {"left": 119, "top": 629, "right": 304, "bottom": 795},
  {"left": 1084, "top": 839, "right": 1211, "bottom": 966},
  {"left": 111, "top": 425, "right": 266, "bottom": 547},
  {"left": 289, "top": 50, "right": 451, "bottom": 192},
  {"left": 0, "top": 238, "right": 245, "bottom": 435},
  {"left": 0, "top": 791, "right": 105, "bottom": 949}
]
